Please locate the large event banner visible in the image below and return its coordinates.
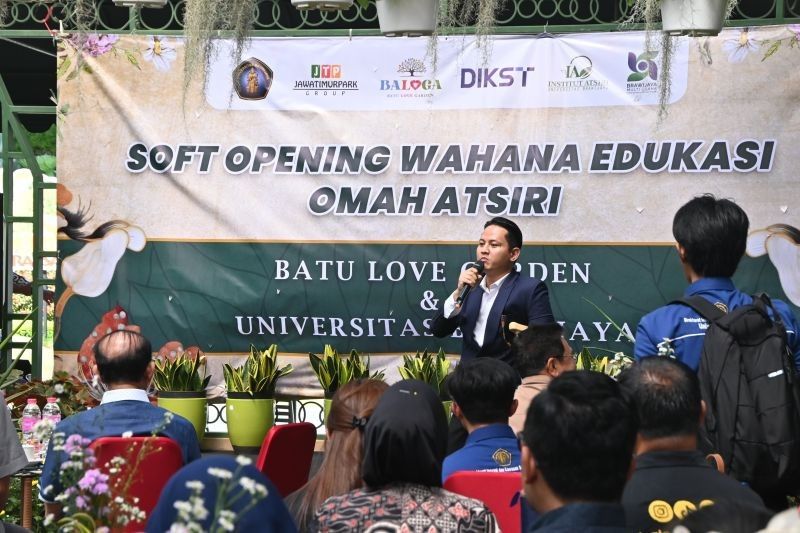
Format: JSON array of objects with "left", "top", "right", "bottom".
[{"left": 55, "top": 27, "right": 800, "bottom": 395}]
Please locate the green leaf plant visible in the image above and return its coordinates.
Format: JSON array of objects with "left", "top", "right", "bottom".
[
  {"left": 309, "top": 345, "right": 385, "bottom": 399},
  {"left": 223, "top": 344, "right": 293, "bottom": 397},
  {"left": 152, "top": 352, "right": 212, "bottom": 393},
  {"left": 397, "top": 348, "right": 452, "bottom": 400}
]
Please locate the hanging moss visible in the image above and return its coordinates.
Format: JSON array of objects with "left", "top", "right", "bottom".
[
  {"left": 427, "top": 0, "right": 505, "bottom": 71},
  {"left": 182, "top": 0, "right": 258, "bottom": 97},
  {"left": 626, "top": 0, "right": 740, "bottom": 124}
]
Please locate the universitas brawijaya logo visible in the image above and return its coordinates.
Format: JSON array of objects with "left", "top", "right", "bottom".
[
  {"left": 626, "top": 51, "right": 658, "bottom": 95},
  {"left": 380, "top": 58, "right": 443, "bottom": 98}
]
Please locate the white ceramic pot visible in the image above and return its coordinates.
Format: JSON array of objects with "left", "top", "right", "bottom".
[
  {"left": 291, "top": 0, "right": 353, "bottom": 11},
  {"left": 376, "top": 0, "right": 438, "bottom": 37},
  {"left": 660, "top": 0, "right": 727, "bottom": 37}
]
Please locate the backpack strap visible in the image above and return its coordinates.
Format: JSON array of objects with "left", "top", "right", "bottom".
[
  {"left": 706, "top": 453, "right": 725, "bottom": 474},
  {"left": 672, "top": 296, "right": 726, "bottom": 322}
]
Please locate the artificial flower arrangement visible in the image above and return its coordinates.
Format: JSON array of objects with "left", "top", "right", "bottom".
[{"left": 42, "top": 432, "right": 147, "bottom": 531}]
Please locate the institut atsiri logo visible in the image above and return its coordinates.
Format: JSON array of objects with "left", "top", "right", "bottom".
[{"left": 548, "top": 55, "right": 608, "bottom": 93}]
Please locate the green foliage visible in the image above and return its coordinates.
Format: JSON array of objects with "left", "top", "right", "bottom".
[
  {"left": 1, "top": 476, "right": 46, "bottom": 531},
  {"left": 575, "top": 347, "right": 634, "bottom": 379},
  {"left": 223, "top": 344, "right": 293, "bottom": 397},
  {"left": 153, "top": 354, "right": 211, "bottom": 393},
  {"left": 397, "top": 348, "right": 452, "bottom": 399},
  {"left": 5, "top": 370, "right": 97, "bottom": 419},
  {"left": 309, "top": 345, "right": 385, "bottom": 398}
]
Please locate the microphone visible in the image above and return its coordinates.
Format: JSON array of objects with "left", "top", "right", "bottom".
[{"left": 455, "top": 262, "right": 485, "bottom": 305}]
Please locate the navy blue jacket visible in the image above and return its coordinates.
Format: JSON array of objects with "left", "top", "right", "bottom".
[{"left": 429, "top": 270, "right": 554, "bottom": 364}]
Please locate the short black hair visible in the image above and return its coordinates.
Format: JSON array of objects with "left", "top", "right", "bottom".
[
  {"left": 94, "top": 330, "right": 152, "bottom": 385},
  {"left": 617, "top": 356, "right": 702, "bottom": 440},
  {"left": 513, "top": 323, "right": 565, "bottom": 376},
  {"left": 447, "top": 358, "right": 521, "bottom": 425},
  {"left": 672, "top": 194, "right": 749, "bottom": 278},
  {"left": 521, "top": 371, "right": 637, "bottom": 502},
  {"left": 485, "top": 217, "right": 523, "bottom": 251}
]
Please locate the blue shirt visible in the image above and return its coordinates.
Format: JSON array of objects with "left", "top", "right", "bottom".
[
  {"left": 39, "top": 390, "right": 201, "bottom": 502},
  {"left": 634, "top": 277, "right": 800, "bottom": 371},
  {"left": 442, "top": 423, "right": 521, "bottom": 483},
  {"left": 529, "top": 502, "right": 629, "bottom": 532}
]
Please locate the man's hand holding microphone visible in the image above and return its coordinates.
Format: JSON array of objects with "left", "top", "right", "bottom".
[{"left": 453, "top": 262, "right": 485, "bottom": 308}]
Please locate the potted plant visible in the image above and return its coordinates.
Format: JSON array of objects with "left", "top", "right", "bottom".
[
  {"left": 626, "top": 0, "right": 739, "bottom": 122},
  {"left": 152, "top": 349, "right": 211, "bottom": 441},
  {"left": 397, "top": 348, "right": 453, "bottom": 416},
  {"left": 223, "top": 344, "right": 293, "bottom": 453},
  {"left": 309, "top": 345, "right": 385, "bottom": 418}
]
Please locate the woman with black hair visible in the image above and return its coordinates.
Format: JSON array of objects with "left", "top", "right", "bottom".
[{"left": 310, "top": 379, "right": 498, "bottom": 533}]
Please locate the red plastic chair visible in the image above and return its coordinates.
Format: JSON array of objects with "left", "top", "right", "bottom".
[
  {"left": 444, "top": 471, "right": 522, "bottom": 533},
  {"left": 255, "top": 422, "right": 317, "bottom": 497},
  {"left": 90, "top": 436, "right": 183, "bottom": 531}
]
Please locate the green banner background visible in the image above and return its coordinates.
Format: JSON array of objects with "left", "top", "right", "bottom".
[{"left": 55, "top": 241, "right": 796, "bottom": 357}]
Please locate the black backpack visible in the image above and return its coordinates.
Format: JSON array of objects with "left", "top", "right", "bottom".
[{"left": 676, "top": 293, "right": 800, "bottom": 496}]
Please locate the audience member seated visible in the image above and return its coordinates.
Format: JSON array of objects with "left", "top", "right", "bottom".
[
  {"left": 441, "top": 358, "right": 521, "bottom": 482},
  {"left": 146, "top": 455, "right": 297, "bottom": 532},
  {"left": 618, "top": 356, "right": 768, "bottom": 532},
  {"left": 39, "top": 330, "right": 201, "bottom": 516},
  {"left": 508, "top": 323, "right": 576, "bottom": 434},
  {"left": 285, "top": 379, "right": 388, "bottom": 532},
  {"left": 311, "top": 380, "right": 499, "bottom": 532},
  {"left": 519, "top": 370, "right": 636, "bottom": 532},
  {"left": 0, "top": 391, "right": 29, "bottom": 533}
]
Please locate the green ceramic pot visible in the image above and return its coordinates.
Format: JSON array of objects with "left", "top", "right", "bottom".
[
  {"left": 226, "top": 393, "right": 274, "bottom": 454},
  {"left": 157, "top": 391, "right": 207, "bottom": 441},
  {"left": 443, "top": 400, "right": 453, "bottom": 420},
  {"left": 323, "top": 398, "right": 333, "bottom": 424}
]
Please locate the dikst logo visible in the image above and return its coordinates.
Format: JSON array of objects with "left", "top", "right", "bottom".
[
  {"left": 312, "top": 64, "right": 342, "bottom": 78},
  {"left": 380, "top": 58, "right": 443, "bottom": 96},
  {"left": 460, "top": 66, "right": 535, "bottom": 88}
]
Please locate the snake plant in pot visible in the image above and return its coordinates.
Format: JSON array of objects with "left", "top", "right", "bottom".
[
  {"left": 398, "top": 348, "right": 453, "bottom": 416},
  {"left": 153, "top": 350, "right": 211, "bottom": 441},
  {"left": 223, "top": 344, "right": 293, "bottom": 452},
  {"left": 309, "top": 345, "right": 385, "bottom": 419}
]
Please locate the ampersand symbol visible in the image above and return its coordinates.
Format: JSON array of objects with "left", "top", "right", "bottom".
[{"left": 420, "top": 290, "right": 438, "bottom": 311}]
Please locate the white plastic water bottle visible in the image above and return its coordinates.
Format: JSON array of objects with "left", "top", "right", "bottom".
[
  {"left": 42, "top": 397, "right": 61, "bottom": 425},
  {"left": 20, "top": 398, "right": 41, "bottom": 445}
]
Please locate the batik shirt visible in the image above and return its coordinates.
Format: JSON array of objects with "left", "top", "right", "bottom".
[{"left": 310, "top": 482, "right": 498, "bottom": 533}]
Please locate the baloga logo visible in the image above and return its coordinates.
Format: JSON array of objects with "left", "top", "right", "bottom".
[
  {"left": 380, "top": 58, "right": 443, "bottom": 97},
  {"left": 460, "top": 66, "right": 535, "bottom": 88}
]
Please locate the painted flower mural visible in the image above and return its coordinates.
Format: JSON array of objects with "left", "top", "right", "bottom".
[
  {"left": 55, "top": 185, "right": 147, "bottom": 336},
  {"left": 143, "top": 36, "right": 177, "bottom": 72},
  {"left": 747, "top": 224, "right": 800, "bottom": 306}
]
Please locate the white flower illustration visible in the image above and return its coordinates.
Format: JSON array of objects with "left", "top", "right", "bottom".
[
  {"left": 722, "top": 29, "right": 759, "bottom": 63},
  {"left": 143, "top": 36, "right": 177, "bottom": 72}
]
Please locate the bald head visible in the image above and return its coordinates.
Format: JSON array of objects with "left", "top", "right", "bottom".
[
  {"left": 94, "top": 330, "right": 152, "bottom": 386},
  {"left": 617, "top": 356, "right": 701, "bottom": 440}
]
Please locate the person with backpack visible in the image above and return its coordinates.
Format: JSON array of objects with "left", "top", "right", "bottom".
[
  {"left": 634, "top": 194, "right": 800, "bottom": 510},
  {"left": 634, "top": 194, "right": 800, "bottom": 371}
]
